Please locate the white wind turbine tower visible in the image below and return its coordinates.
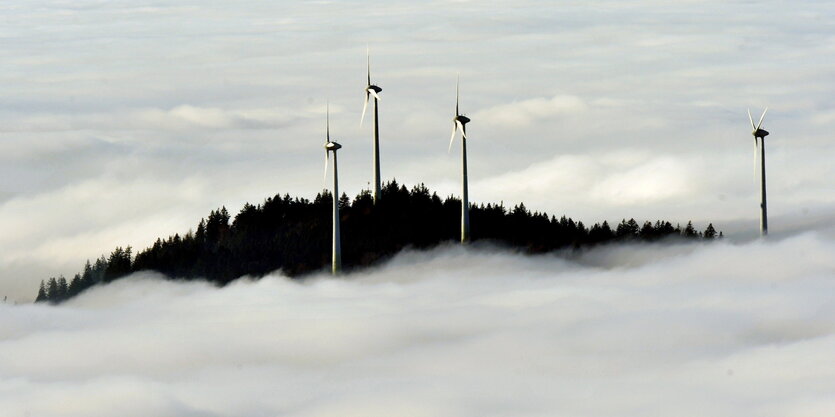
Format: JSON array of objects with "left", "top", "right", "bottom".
[
  {"left": 361, "top": 48, "right": 383, "bottom": 203},
  {"left": 449, "top": 76, "right": 472, "bottom": 243},
  {"left": 323, "top": 103, "right": 343, "bottom": 274},
  {"left": 748, "top": 107, "right": 770, "bottom": 237}
]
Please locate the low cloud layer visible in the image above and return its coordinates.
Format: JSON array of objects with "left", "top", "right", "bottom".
[{"left": 2, "top": 233, "right": 833, "bottom": 416}]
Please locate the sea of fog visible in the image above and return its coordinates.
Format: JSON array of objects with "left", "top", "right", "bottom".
[{"left": 1, "top": 233, "right": 834, "bottom": 417}]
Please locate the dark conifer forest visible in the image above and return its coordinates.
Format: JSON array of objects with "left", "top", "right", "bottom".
[{"left": 35, "top": 181, "right": 721, "bottom": 303}]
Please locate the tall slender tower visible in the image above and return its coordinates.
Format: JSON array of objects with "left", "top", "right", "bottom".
[
  {"left": 758, "top": 134, "right": 768, "bottom": 236},
  {"left": 361, "top": 49, "right": 383, "bottom": 203},
  {"left": 460, "top": 122, "right": 470, "bottom": 243},
  {"left": 449, "top": 77, "right": 472, "bottom": 243},
  {"left": 748, "top": 108, "right": 769, "bottom": 237},
  {"left": 324, "top": 107, "right": 343, "bottom": 273}
]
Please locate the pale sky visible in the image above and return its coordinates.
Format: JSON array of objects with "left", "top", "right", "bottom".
[{"left": 2, "top": 0, "right": 834, "bottom": 301}]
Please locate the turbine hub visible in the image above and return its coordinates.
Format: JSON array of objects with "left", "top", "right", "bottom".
[
  {"left": 753, "top": 128, "right": 769, "bottom": 138},
  {"left": 367, "top": 85, "right": 382, "bottom": 93},
  {"left": 455, "top": 115, "right": 471, "bottom": 125},
  {"left": 325, "top": 141, "right": 342, "bottom": 151}
]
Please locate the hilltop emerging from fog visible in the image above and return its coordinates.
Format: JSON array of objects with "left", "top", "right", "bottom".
[{"left": 35, "top": 181, "right": 719, "bottom": 303}]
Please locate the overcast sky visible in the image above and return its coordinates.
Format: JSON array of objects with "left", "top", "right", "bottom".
[{"left": 2, "top": 0, "right": 834, "bottom": 300}]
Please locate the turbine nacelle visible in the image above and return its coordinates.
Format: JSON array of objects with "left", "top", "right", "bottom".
[
  {"left": 748, "top": 108, "right": 769, "bottom": 139},
  {"left": 360, "top": 85, "right": 382, "bottom": 125},
  {"left": 449, "top": 115, "right": 470, "bottom": 151},
  {"left": 324, "top": 141, "right": 342, "bottom": 151},
  {"left": 752, "top": 128, "right": 769, "bottom": 139},
  {"left": 323, "top": 102, "right": 343, "bottom": 183},
  {"left": 361, "top": 48, "right": 382, "bottom": 125},
  {"left": 322, "top": 139, "right": 342, "bottom": 183},
  {"left": 448, "top": 77, "right": 471, "bottom": 152}
]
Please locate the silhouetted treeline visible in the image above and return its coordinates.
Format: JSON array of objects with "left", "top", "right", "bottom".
[{"left": 35, "top": 181, "right": 721, "bottom": 303}]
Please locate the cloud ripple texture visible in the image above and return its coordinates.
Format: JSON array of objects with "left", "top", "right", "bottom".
[{"left": 2, "top": 233, "right": 834, "bottom": 417}]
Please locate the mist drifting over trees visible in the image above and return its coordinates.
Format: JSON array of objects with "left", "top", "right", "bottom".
[{"left": 35, "top": 181, "right": 720, "bottom": 303}]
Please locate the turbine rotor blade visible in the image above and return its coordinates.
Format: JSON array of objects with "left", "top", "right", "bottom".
[
  {"left": 324, "top": 101, "right": 331, "bottom": 187},
  {"left": 457, "top": 120, "right": 466, "bottom": 139},
  {"left": 326, "top": 101, "right": 331, "bottom": 143},
  {"left": 455, "top": 74, "right": 460, "bottom": 115},
  {"left": 748, "top": 108, "right": 755, "bottom": 131},
  {"left": 756, "top": 107, "right": 768, "bottom": 131},
  {"left": 361, "top": 92, "right": 369, "bottom": 126},
  {"left": 324, "top": 151, "right": 330, "bottom": 186},
  {"left": 448, "top": 123, "right": 457, "bottom": 153},
  {"left": 367, "top": 46, "right": 371, "bottom": 85},
  {"left": 369, "top": 89, "right": 381, "bottom": 101}
]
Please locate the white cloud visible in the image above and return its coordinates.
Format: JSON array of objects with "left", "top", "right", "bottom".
[
  {"left": 1, "top": 234, "right": 834, "bottom": 416},
  {"left": 474, "top": 151, "right": 698, "bottom": 219},
  {"left": 475, "top": 95, "right": 588, "bottom": 128},
  {"left": 139, "top": 105, "right": 263, "bottom": 130},
  {"left": 589, "top": 154, "right": 693, "bottom": 205},
  {"left": 0, "top": 105, "right": 301, "bottom": 133}
]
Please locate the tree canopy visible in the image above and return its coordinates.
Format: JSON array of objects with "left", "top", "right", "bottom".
[{"left": 34, "top": 181, "right": 722, "bottom": 303}]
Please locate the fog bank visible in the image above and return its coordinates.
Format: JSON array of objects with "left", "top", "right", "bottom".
[{"left": 2, "top": 233, "right": 834, "bottom": 416}]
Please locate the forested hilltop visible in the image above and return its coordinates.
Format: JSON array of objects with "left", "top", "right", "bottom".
[{"left": 35, "top": 181, "right": 720, "bottom": 303}]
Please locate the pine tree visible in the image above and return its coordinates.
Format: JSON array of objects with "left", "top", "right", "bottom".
[
  {"left": 93, "top": 256, "right": 108, "bottom": 282},
  {"left": 35, "top": 280, "right": 47, "bottom": 302},
  {"left": 600, "top": 220, "right": 613, "bottom": 236},
  {"left": 616, "top": 218, "right": 640, "bottom": 239},
  {"left": 46, "top": 278, "right": 59, "bottom": 303},
  {"left": 68, "top": 274, "right": 83, "bottom": 298},
  {"left": 195, "top": 218, "right": 207, "bottom": 245},
  {"left": 639, "top": 221, "right": 655, "bottom": 240},
  {"left": 339, "top": 193, "right": 351, "bottom": 210},
  {"left": 703, "top": 223, "right": 717, "bottom": 239},
  {"left": 82, "top": 260, "right": 94, "bottom": 286},
  {"left": 104, "top": 247, "right": 132, "bottom": 282},
  {"left": 57, "top": 276, "right": 68, "bottom": 301},
  {"left": 683, "top": 221, "right": 698, "bottom": 237}
]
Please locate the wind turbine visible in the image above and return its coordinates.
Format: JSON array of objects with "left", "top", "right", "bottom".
[
  {"left": 449, "top": 76, "right": 472, "bottom": 243},
  {"left": 324, "top": 103, "right": 343, "bottom": 274},
  {"left": 361, "top": 47, "right": 383, "bottom": 204},
  {"left": 748, "top": 107, "right": 769, "bottom": 237}
]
